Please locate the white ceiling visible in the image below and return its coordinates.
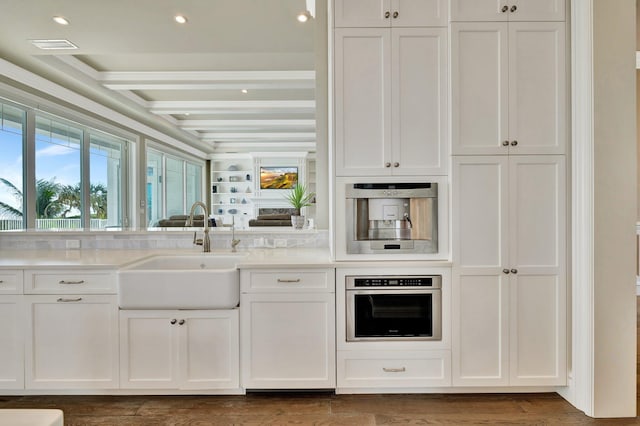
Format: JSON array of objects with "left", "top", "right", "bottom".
[{"left": 0, "top": 0, "right": 319, "bottom": 154}]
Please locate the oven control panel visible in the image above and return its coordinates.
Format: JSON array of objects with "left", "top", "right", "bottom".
[{"left": 347, "top": 275, "right": 441, "bottom": 288}]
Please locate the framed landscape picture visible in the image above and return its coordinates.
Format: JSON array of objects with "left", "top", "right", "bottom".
[{"left": 259, "top": 166, "right": 298, "bottom": 189}]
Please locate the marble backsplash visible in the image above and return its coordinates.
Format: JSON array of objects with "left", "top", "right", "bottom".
[{"left": 0, "top": 228, "right": 329, "bottom": 251}]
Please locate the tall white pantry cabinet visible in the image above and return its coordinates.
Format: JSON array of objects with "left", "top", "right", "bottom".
[{"left": 450, "top": 1, "right": 567, "bottom": 386}]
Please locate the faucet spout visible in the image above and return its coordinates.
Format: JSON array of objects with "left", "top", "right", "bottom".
[{"left": 187, "top": 201, "right": 210, "bottom": 252}]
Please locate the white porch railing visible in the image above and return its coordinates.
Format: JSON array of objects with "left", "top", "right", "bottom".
[{"left": 0, "top": 219, "right": 109, "bottom": 231}]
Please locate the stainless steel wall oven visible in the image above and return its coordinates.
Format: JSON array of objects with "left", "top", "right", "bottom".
[{"left": 346, "top": 275, "right": 442, "bottom": 341}]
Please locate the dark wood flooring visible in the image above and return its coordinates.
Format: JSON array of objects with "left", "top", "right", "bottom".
[{"left": 0, "top": 300, "right": 638, "bottom": 425}]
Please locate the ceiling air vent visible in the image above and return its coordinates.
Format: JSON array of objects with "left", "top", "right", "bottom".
[{"left": 30, "top": 39, "right": 78, "bottom": 50}]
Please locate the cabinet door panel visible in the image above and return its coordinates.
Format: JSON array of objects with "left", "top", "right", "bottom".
[
  {"left": 26, "top": 295, "right": 118, "bottom": 389},
  {"left": 0, "top": 296, "right": 23, "bottom": 389},
  {"left": 393, "top": 0, "right": 448, "bottom": 27},
  {"left": 452, "top": 157, "right": 508, "bottom": 269},
  {"left": 120, "top": 311, "right": 178, "bottom": 389},
  {"left": 334, "top": 28, "right": 391, "bottom": 176},
  {"left": 179, "top": 311, "right": 239, "bottom": 390},
  {"left": 242, "top": 293, "right": 335, "bottom": 388},
  {"left": 451, "top": 23, "right": 509, "bottom": 155},
  {"left": 509, "top": 23, "right": 566, "bottom": 154},
  {"left": 453, "top": 273, "right": 509, "bottom": 386},
  {"left": 510, "top": 0, "right": 565, "bottom": 22},
  {"left": 450, "top": 0, "right": 508, "bottom": 22},
  {"left": 509, "top": 156, "right": 565, "bottom": 272},
  {"left": 510, "top": 274, "right": 566, "bottom": 385},
  {"left": 334, "top": 0, "right": 390, "bottom": 28},
  {"left": 392, "top": 28, "right": 448, "bottom": 175}
]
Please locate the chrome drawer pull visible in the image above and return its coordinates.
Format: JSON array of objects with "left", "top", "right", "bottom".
[
  {"left": 277, "top": 278, "right": 301, "bottom": 283},
  {"left": 57, "top": 297, "right": 83, "bottom": 302},
  {"left": 58, "top": 280, "right": 85, "bottom": 285},
  {"left": 383, "top": 367, "right": 406, "bottom": 373}
]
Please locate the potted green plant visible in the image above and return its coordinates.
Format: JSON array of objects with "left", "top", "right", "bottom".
[{"left": 284, "top": 183, "right": 315, "bottom": 229}]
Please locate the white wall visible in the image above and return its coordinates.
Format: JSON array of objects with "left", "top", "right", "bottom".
[{"left": 593, "top": 0, "right": 637, "bottom": 417}]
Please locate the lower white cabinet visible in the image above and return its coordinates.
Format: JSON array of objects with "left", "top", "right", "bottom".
[
  {"left": 119, "top": 309, "right": 239, "bottom": 390},
  {"left": 0, "top": 295, "right": 24, "bottom": 389},
  {"left": 337, "top": 350, "right": 451, "bottom": 389},
  {"left": 240, "top": 268, "right": 336, "bottom": 389},
  {"left": 451, "top": 156, "right": 567, "bottom": 386},
  {"left": 25, "top": 295, "right": 119, "bottom": 389}
]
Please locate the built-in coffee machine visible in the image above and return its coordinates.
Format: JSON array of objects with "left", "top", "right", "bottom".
[{"left": 345, "top": 182, "right": 438, "bottom": 254}]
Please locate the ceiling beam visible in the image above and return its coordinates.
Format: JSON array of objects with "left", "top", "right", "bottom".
[
  {"left": 200, "top": 132, "right": 316, "bottom": 141},
  {"left": 178, "top": 119, "right": 315, "bottom": 131},
  {"left": 99, "top": 70, "right": 314, "bottom": 82},
  {"left": 148, "top": 100, "right": 315, "bottom": 115}
]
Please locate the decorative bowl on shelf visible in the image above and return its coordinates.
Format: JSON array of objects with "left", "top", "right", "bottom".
[
  {"left": 227, "top": 164, "right": 239, "bottom": 171},
  {"left": 228, "top": 208, "right": 238, "bottom": 214}
]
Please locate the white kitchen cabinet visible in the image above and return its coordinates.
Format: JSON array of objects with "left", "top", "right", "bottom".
[
  {"left": 333, "top": 0, "right": 448, "bottom": 28},
  {"left": 451, "top": 21, "right": 566, "bottom": 155},
  {"left": 0, "top": 295, "right": 24, "bottom": 389},
  {"left": 24, "top": 269, "right": 116, "bottom": 294},
  {"left": 25, "top": 295, "right": 119, "bottom": 389},
  {"left": 450, "top": 0, "right": 565, "bottom": 22},
  {"left": 334, "top": 27, "right": 448, "bottom": 176},
  {"left": 337, "top": 350, "right": 451, "bottom": 389},
  {"left": 240, "top": 268, "right": 335, "bottom": 389},
  {"left": 119, "top": 309, "right": 239, "bottom": 390},
  {"left": 451, "top": 155, "right": 566, "bottom": 386}
]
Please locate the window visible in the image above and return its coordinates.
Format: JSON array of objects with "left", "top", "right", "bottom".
[
  {"left": 90, "top": 132, "right": 125, "bottom": 229},
  {"left": 0, "top": 95, "right": 132, "bottom": 231},
  {"left": 0, "top": 102, "right": 26, "bottom": 230},
  {"left": 146, "top": 146, "right": 205, "bottom": 226},
  {"left": 35, "top": 116, "right": 83, "bottom": 229}
]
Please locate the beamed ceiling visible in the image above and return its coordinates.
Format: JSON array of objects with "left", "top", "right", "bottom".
[{"left": 0, "top": 0, "right": 319, "bottom": 154}]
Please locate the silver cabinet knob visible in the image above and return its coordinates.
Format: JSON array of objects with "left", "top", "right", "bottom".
[
  {"left": 510, "top": 5, "right": 517, "bottom": 12},
  {"left": 393, "top": 162, "right": 400, "bottom": 167},
  {"left": 510, "top": 269, "right": 518, "bottom": 274},
  {"left": 393, "top": 11, "right": 399, "bottom": 18},
  {"left": 502, "top": 140, "right": 509, "bottom": 146},
  {"left": 384, "top": 11, "right": 390, "bottom": 18},
  {"left": 510, "top": 140, "right": 518, "bottom": 146},
  {"left": 385, "top": 162, "right": 391, "bottom": 168},
  {"left": 502, "top": 5, "right": 509, "bottom": 13},
  {"left": 503, "top": 269, "right": 510, "bottom": 274},
  {"left": 179, "top": 319, "right": 185, "bottom": 325},
  {"left": 170, "top": 319, "right": 177, "bottom": 325}
]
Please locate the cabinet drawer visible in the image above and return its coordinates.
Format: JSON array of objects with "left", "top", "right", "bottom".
[
  {"left": 241, "top": 269, "right": 335, "bottom": 293},
  {"left": 0, "top": 270, "right": 23, "bottom": 294},
  {"left": 24, "top": 270, "right": 116, "bottom": 294},
  {"left": 337, "top": 350, "right": 451, "bottom": 388}
]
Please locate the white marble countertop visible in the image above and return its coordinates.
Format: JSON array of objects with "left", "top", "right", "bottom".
[{"left": 0, "top": 248, "right": 451, "bottom": 270}]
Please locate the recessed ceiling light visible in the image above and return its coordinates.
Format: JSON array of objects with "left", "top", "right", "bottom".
[
  {"left": 174, "top": 15, "right": 188, "bottom": 24},
  {"left": 297, "top": 11, "right": 310, "bottom": 22},
  {"left": 241, "top": 89, "right": 248, "bottom": 94},
  {"left": 53, "top": 16, "right": 69, "bottom": 25}
]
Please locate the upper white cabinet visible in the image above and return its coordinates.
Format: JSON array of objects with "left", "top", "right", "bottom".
[
  {"left": 451, "top": 155, "right": 566, "bottom": 386},
  {"left": 451, "top": 21, "right": 566, "bottom": 155},
  {"left": 334, "top": 0, "right": 448, "bottom": 28},
  {"left": 450, "top": 0, "right": 565, "bottom": 22},
  {"left": 334, "top": 27, "right": 448, "bottom": 176}
]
